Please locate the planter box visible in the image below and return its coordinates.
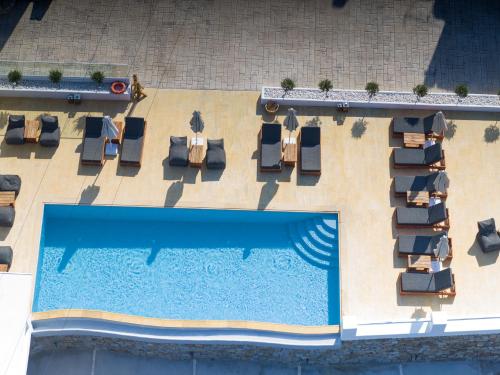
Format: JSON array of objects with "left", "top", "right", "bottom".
[
  {"left": 261, "top": 87, "right": 500, "bottom": 112},
  {"left": 0, "top": 76, "right": 131, "bottom": 101}
]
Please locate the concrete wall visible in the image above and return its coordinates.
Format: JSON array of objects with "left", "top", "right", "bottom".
[{"left": 30, "top": 334, "right": 500, "bottom": 366}]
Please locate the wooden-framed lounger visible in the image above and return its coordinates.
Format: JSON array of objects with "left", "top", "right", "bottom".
[
  {"left": 260, "top": 123, "right": 282, "bottom": 172},
  {"left": 81, "top": 117, "right": 106, "bottom": 166},
  {"left": 392, "top": 112, "right": 446, "bottom": 140},
  {"left": 120, "top": 117, "right": 147, "bottom": 167},
  {"left": 394, "top": 171, "right": 449, "bottom": 198},
  {"left": 396, "top": 203, "right": 450, "bottom": 230},
  {"left": 393, "top": 144, "right": 446, "bottom": 170},
  {"left": 397, "top": 233, "right": 453, "bottom": 260},
  {"left": 399, "top": 268, "right": 456, "bottom": 296},
  {"left": 299, "top": 126, "right": 321, "bottom": 176}
]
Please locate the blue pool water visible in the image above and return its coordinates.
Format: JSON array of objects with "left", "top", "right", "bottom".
[{"left": 34, "top": 205, "right": 340, "bottom": 326}]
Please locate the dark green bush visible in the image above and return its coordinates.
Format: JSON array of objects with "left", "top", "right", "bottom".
[
  {"left": 7, "top": 69, "right": 22, "bottom": 85},
  {"left": 318, "top": 79, "right": 333, "bottom": 93},
  {"left": 454, "top": 84, "right": 468, "bottom": 98},
  {"left": 49, "top": 69, "right": 63, "bottom": 84},
  {"left": 281, "top": 78, "right": 295, "bottom": 93},
  {"left": 90, "top": 71, "right": 105, "bottom": 85},
  {"left": 413, "top": 84, "right": 428, "bottom": 99},
  {"left": 365, "top": 81, "right": 379, "bottom": 96}
]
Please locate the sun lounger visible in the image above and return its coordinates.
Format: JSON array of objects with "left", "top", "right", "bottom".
[
  {"left": 299, "top": 126, "right": 321, "bottom": 175},
  {"left": 81, "top": 117, "right": 105, "bottom": 165},
  {"left": 396, "top": 202, "right": 449, "bottom": 229},
  {"left": 169, "top": 136, "right": 189, "bottom": 167},
  {"left": 0, "top": 175, "right": 21, "bottom": 197},
  {"left": 5, "top": 115, "right": 25, "bottom": 145},
  {"left": 393, "top": 143, "right": 445, "bottom": 169},
  {"left": 206, "top": 139, "right": 226, "bottom": 170},
  {"left": 0, "top": 246, "right": 13, "bottom": 272},
  {"left": 120, "top": 117, "right": 146, "bottom": 167},
  {"left": 476, "top": 218, "right": 500, "bottom": 253},
  {"left": 0, "top": 206, "right": 15, "bottom": 227},
  {"left": 39, "top": 115, "right": 60, "bottom": 147},
  {"left": 400, "top": 268, "right": 455, "bottom": 296},
  {"left": 393, "top": 111, "right": 446, "bottom": 139},
  {"left": 398, "top": 232, "right": 452, "bottom": 259},
  {"left": 394, "top": 171, "right": 449, "bottom": 197},
  {"left": 260, "top": 123, "right": 282, "bottom": 172}
]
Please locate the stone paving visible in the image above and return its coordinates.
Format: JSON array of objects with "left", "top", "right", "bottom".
[{"left": 0, "top": 0, "right": 499, "bottom": 91}]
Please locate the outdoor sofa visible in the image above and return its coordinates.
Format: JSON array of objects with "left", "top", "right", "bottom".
[
  {"left": 0, "top": 175, "right": 21, "bottom": 197},
  {"left": 393, "top": 143, "right": 445, "bottom": 169},
  {"left": 260, "top": 123, "right": 282, "bottom": 172},
  {"left": 400, "top": 268, "right": 456, "bottom": 296},
  {"left": 81, "top": 117, "right": 106, "bottom": 165},
  {"left": 206, "top": 139, "right": 226, "bottom": 170},
  {"left": 476, "top": 218, "right": 500, "bottom": 253},
  {"left": 392, "top": 111, "right": 447, "bottom": 139},
  {"left": 39, "top": 115, "right": 60, "bottom": 147},
  {"left": 5, "top": 115, "right": 25, "bottom": 145},
  {"left": 169, "top": 136, "right": 189, "bottom": 167},
  {"left": 0, "top": 206, "right": 15, "bottom": 227},
  {"left": 0, "top": 246, "right": 13, "bottom": 272},
  {"left": 398, "top": 232, "right": 452, "bottom": 259},
  {"left": 396, "top": 202, "right": 449, "bottom": 229},
  {"left": 394, "top": 171, "right": 449, "bottom": 197},
  {"left": 120, "top": 117, "right": 146, "bottom": 167},
  {"left": 299, "top": 126, "right": 321, "bottom": 175}
]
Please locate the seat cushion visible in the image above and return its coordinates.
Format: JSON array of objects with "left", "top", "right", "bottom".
[
  {"left": 401, "top": 269, "right": 453, "bottom": 293},
  {"left": 5, "top": 115, "right": 25, "bottom": 145},
  {"left": 478, "top": 218, "right": 496, "bottom": 235},
  {"left": 206, "top": 148, "right": 226, "bottom": 169},
  {"left": 0, "top": 206, "right": 15, "bottom": 227},
  {"left": 0, "top": 175, "right": 21, "bottom": 196},
  {"left": 394, "top": 148, "right": 426, "bottom": 165},
  {"left": 82, "top": 137, "right": 105, "bottom": 162},
  {"left": 396, "top": 207, "right": 429, "bottom": 225},
  {"left": 424, "top": 143, "right": 443, "bottom": 164},
  {"left": 261, "top": 143, "right": 281, "bottom": 170},
  {"left": 477, "top": 231, "right": 500, "bottom": 253},
  {"left": 121, "top": 136, "right": 144, "bottom": 163},
  {"left": 398, "top": 232, "right": 447, "bottom": 256},
  {"left": 169, "top": 145, "right": 189, "bottom": 166},
  {"left": 207, "top": 138, "right": 224, "bottom": 150},
  {"left": 39, "top": 126, "right": 61, "bottom": 147},
  {"left": 0, "top": 246, "right": 13, "bottom": 268},
  {"left": 170, "top": 136, "right": 187, "bottom": 147},
  {"left": 428, "top": 203, "right": 447, "bottom": 224},
  {"left": 301, "top": 144, "right": 321, "bottom": 172},
  {"left": 394, "top": 175, "right": 429, "bottom": 194}
]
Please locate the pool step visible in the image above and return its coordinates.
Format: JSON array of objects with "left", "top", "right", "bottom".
[{"left": 288, "top": 218, "right": 339, "bottom": 270}]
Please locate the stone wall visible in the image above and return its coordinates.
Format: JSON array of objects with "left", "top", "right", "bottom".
[{"left": 30, "top": 334, "right": 500, "bottom": 366}]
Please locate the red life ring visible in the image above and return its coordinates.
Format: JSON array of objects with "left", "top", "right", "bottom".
[{"left": 110, "top": 81, "right": 127, "bottom": 94}]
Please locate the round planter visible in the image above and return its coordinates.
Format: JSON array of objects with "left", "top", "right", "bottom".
[{"left": 265, "top": 101, "right": 279, "bottom": 114}]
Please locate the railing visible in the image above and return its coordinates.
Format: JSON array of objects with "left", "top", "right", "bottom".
[{"left": 0, "top": 60, "right": 129, "bottom": 78}]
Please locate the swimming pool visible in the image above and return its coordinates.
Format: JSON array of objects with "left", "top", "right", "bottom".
[{"left": 33, "top": 205, "right": 340, "bottom": 326}]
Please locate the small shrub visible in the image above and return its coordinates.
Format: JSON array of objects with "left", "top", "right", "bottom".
[
  {"left": 413, "top": 84, "right": 428, "bottom": 99},
  {"left": 49, "top": 69, "right": 63, "bottom": 84},
  {"left": 7, "top": 69, "right": 22, "bottom": 85},
  {"left": 90, "top": 71, "right": 105, "bottom": 85},
  {"left": 365, "top": 81, "right": 379, "bottom": 97},
  {"left": 454, "top": 84, "right": 468, "bottom": 98},
  {"left": 318, "top": 79, "right": 333, "bottom": 93},
  {"left": 281, "top": 78, "right": 295, "bottom": 93}
]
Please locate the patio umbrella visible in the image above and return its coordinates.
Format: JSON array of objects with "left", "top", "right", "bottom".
[
  {"left": 102, "top": 116, "right": 119, "bottom": 140},
  {"left": 283, "top": 108, "right": 299, "bottom": 132},
  {"left": 434, "top": 234, "right": 450, "bottom": 261},
  {"left": 190, "top": 110, "right": 204, "bottom": 143},
  {"left": 432, "top": 171, "right": 450, "bottom": 193}
]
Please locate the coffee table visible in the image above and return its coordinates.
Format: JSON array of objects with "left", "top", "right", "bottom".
[
  {"left": 0, "top": 191, "right": 15, "bottom": 207},
  {"left": 406, "top": 191, "right": 430, "bottom": 206},
  {"left": 24, "top": 120, "right": 40, "bottom": 143},
  {"left": 403, "top": 132, "right": 426, "bottom": 148},
  {"left": 282, "top": 137, "right": 297, "bottom": 166},
  {"left": 408, "top": 255, "right": 432, "bottom": 272},
  {"left": 189, "top": 138, "right": 204, "bottom": 168}
]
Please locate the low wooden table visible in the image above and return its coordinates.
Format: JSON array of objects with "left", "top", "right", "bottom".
[
  {"left": 408, "top": 255, "right": 432, "bottom": 272},
  {"left": 0, "top": 191, "right": 15, "bottom": 207},
  {"left": 110, "top": 121, "right": 124, "bottom": 144},
  {"left": 406, "top": 190, "right": 430, "bottom": 206},
  {"left": 24, "top": 120, "right": 40, "bottom": 143},
  {"left": 189, "top": 139, "right": 204, "bottom": 168},
  {"left": 403, "top": 132, "right": 426, "bottom": 148},
  {"left": 282, "top": 137, "right": 297, "bottom": 166},
  {"left": 0, "top": 264, "right": 8, "bottom": 272}
]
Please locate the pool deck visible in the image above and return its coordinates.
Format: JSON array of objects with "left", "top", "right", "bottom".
[{"left": 0, "top": 89, "right": 499, "bottom": 325}]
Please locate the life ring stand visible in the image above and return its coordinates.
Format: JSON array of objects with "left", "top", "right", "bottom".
[{"left": 110, "top": 81, "right": 127, "bottom": 95}]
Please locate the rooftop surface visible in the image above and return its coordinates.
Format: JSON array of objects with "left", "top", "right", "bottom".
[{"left": 0, "top": 89, "right": 499, "bottom": 324}]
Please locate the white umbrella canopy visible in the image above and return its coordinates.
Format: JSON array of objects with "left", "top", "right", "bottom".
[
  {"left": 283, "top": 108, "right": 299, "bottom": 131},
  {"left": 434, "top": 235, "right": 450, "bottom": 261},
  {"left": 102, "top": 116, "right": 119, "bottom": 140}
]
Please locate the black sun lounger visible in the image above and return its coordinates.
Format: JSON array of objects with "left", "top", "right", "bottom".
[
  {"left": 39, "top": 115, "right": 61, "bottom": 147},
  {"left": 400, "top": 268, "right": 456, "bottom": 296},
  {"left": 206, "top": 139, "right": 226, "bottom": 170},
  {"left": 393, "top": 143, "right": 445, "bottom": 170},
  {"left": 394, "top": 171, "right": 449, "bottom": 197},
  {"left": 476, "top": 218, "right": 500, "bottom": 253},
  {"left": 81, "top": 117, "right": 105, "bottom": 165},
  {"left": 169, "top": 136, "right": 189, "bottom": 167},
  {"left": 0, "top": 175, "right": 21, "bottom": 197},
  {"left": 392, "top": 111, "right": 446, "bottom": 138},
  {"left": 398, "top": 232, "right": 452, "bottom": 259},
  {"left": 120, "top": 117, "right": 146, "bottom": 167},
  {"left": 5, "top": 115, "right": 25, "bottom": 145},
  {"left": 396, "top": 202, "right": 449, "bottom": 229},
  {"left": 0, "top": 206, "right": 15, "bottom": 227},
  {"left": 260, "top": 123, "right": 282, "bottom": 172},
  {"left": 299, "top": 126, "right": 321, "bottom": 175}
]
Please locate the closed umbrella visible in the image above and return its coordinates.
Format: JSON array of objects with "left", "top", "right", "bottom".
[
  {"left": 284, "top": 108, "right": 299, "bottom": 143},
  {"left": 190, "top": 110, "right": 204, "bottom": 144},
  {"left": 434, "top": 235, "right": 450, "bottom": 261},
  {"left": 103, "top": 116, "right": 119, "bottom": 156}
]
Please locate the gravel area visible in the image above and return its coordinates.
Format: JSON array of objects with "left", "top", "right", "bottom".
[
  {"left": 0, "top": 78, "right": 115, "bottom": 93},
  {"left": 263, "top": 88, "right": 500, "bottom": 107}
]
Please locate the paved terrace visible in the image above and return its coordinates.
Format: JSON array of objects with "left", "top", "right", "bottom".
[
  {"left": 0, "top": 90, "right": 499, "bottom": 324},
  {"left": 1, "top": 0, "right": 499, "bottom": 92}
]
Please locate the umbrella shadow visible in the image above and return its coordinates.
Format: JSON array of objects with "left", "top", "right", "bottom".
[
  {"left": 258, "top": 180, "right": 279, "bottom": 209},
  {"left": 351, "top": 118, "right": 367, "bottom": 138},
  {"left": 79, "top": 184, "right": 100, "bottom": 204},
  {"left": 484, "top": 124, "right": 499, "bottom": 143},
  {"left": 164, "top": 181, "right": 184, "bottom": 207}
]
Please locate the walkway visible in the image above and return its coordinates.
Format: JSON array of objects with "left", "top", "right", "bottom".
[{"left": 0, "top": 0, "right": 498, "bottom": 92}]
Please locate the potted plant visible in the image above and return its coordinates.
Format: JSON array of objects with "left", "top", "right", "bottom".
[
  {"left": 365, "top": 81, "right": 379, "bottom": 98},
  {"left": 318, "top": 79, "right": 333, "bottom": 97},
  {"left": 454, "top": 84, "right": 468, "bottom": 100},
  {"left": 413, "top": 84, "right": 428, "bottom": 101},
  {"left": 264, "top": 101, "right": 279, "bottom": 114},
  {"left": 281, "top": 78, "right": 295, "bottom": 96},
  {"left": 90, "top": 71, "right": 105, "bottom": 88},
  {"left": 7, "top": 69, "right": 22, "bottom": 87},
  {"left": 49, "top": 69, "right": 63, "bottom": 88}
]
